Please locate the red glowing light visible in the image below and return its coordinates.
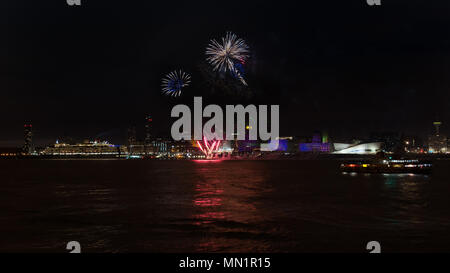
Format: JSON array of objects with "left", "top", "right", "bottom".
[
  {"left": 196, "top": 140, "right": 206, "bottom": 154},
  {"left": 193, "top": 159, "right": 223, "bottom": 163},
  {"left": 196, "top": 136, "right": 221, "bottom": 158}
]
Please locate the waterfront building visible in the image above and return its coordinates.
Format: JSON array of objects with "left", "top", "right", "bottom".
[
  {"left": 152, "top": 138, "right": 168, "bottom": 154},
  {"left": 333, "top": 142, "right": 382, "bottom": 155},
  {"left": 368, "top": 131, "right": 401, "bottom": 153},
  {"left": 218, "top": 140, "right": 234, "bottom": 154},
  {"left": 125, "top": 138, "right": 168, "bottom": 156},
  {"left": 260, "top": 137, "right": 296, "bottom": 153},
  {"left": 169, "top": 140, "right": 196, "bottom": 154},
  {"left": 402, "top": 136, "right": 425, "bottom": 153},
  {"left": 299, "top": 132, "right": 331, "bottom": 153}
]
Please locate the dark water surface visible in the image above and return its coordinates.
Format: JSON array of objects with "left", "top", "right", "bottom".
[{"left": 1, "top": 159, "right": 450, "bottom": 253}]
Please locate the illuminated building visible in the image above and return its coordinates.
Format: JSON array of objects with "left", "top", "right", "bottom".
[
  {"left": 402, "top": 136, "right": 424, "bottom": 153},
  {"left": 42, "top": 140, "right": 127, "bottom": 156},
  {"left": 145, "top": 115, "right": 152, "bottom": 145},
  {"left": 428, "top": 121, "right": 447, "bottom": 153},
  {"left": 299, "top": 132, "right": 331, "bottom": 153},
  {"left": 333, "top": 142, "right": 382, "bottom": 155},
  {"left": 238, "top": 123, "right": 259, "bottom": 153},
  {"left": 217, "top": 140, "right": 234, "bottom": 153},
  {"left": 170, "top": 140, "right": 196, "bottom": 155},
  {"left": 127, "top": 126, "right": 137, "bottom": 155},
  {"left": 230, "top": 133, "right": 239, "bottom": 153},
  {"left": 238, "top": 140, "right": 259, "bottom": 153},
  {"left": 124, "top": 138, "right": 169, "bottom": 156},
  {"left": 125, "top": 117, "right": 166, "bottom": 156},
  {"left": 369, "top": 132, "right": 401, "bottom": 153},
  {"left": 260, "top": 137, "right": 294, "bottom": 152},
  {"left": 152, "top": 138, "right": 168, "bottom": 153},
  {"left": 23, "top": 123, "right": 33, "bottom": 155},
  {"left": 322, "top": 131, "right": 329, "bottom": 144}
]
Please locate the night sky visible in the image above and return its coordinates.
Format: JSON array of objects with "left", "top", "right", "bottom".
[{"left": 1, "top": 0, "right": 450, "bottom": 147}]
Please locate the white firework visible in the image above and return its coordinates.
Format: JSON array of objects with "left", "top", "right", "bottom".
[
  {"left": 161, "top": 70, "right": 191, "bottom": 97},
  {"left": 206, "top": 32, "right": 250, "bottom": 86}
]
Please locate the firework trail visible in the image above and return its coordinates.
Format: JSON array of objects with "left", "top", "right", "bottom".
[
  {"left": 196, "top": 136, "right": 221, "bottom": 158},
  {"left": 161, "top": 70, "right": 191, "bottom": 97},
  {"left": 206, "top": 32, "right": 250, "bottom": 86}
]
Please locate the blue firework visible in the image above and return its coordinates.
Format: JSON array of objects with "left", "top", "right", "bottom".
[
  {"left": 161, "top": 70, "right": 191, "bottom": 97},
  {"left": 232, "top": 61, "right": 246, "bottom": 80}
]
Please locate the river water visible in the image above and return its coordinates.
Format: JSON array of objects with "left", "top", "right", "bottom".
[{"left": 1, "top": 159, "right": 449, "bottom": 252}]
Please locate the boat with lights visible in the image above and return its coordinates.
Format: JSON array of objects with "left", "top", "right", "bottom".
[{"left": 340, "top": 158, "right": 432, "bottom": 174}]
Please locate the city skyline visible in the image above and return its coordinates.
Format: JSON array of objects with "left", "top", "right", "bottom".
[
  {"left": 2, "top": 116, "right": 447, "bottom": 148},
  {"left": 3, "top": 117, "right": 447, "bottom": 157},
  {"left": 3, "top": 0, "right": 450, "bottom": 256}
]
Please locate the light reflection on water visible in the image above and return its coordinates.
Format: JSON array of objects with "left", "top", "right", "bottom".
[
  {"left": 1, "top": 160, "right": 450, "bottom": 252},
  {"left": 341, "top": 171, "right": 435, "bottom": 231},
  {"left": 191, "top": 163, "right": 270, "bottom": 252},
  {"left": 194, "top": 178, "right": 225, "bottom": 224}
]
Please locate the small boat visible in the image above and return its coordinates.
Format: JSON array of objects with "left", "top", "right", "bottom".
[{"left": 340, "top": 158, "right": 432, "bottom": 174}]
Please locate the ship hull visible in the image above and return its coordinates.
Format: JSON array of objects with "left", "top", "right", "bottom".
[{"left": 340, "top": 160, "right": 433, "bottom": 175}]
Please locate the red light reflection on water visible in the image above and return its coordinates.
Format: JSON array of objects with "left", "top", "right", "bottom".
[
  {"left": 193, "top": 159, "right": 223, "bottom": 163},
  {"left": 193, "top": 180, "right": 225, "bottom": 225},
  {"left": 191, "top": 163, "right": 270, "bottom": 251},
  {"left": 194, "top": 197, "right": 223, "bottom": 207}
]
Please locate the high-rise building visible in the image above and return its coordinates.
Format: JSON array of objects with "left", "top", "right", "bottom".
[
  {"left": 145, "top": 115, "right": 152, "bottom": 145},
  {"left": 127, "top": 126, "right": 136, "bottom": 145},
  {"left": 127, "top": 126, "right": 137, "bottom": 155},
  {"left": 428, "top": 121, "right": 447, "bottom": 153},
  {"left": 434, "top": 121, "right": 442, "bottom": 135},
  {"left": 152, "top": 138, "right": 168, "bottom": 154},
  {"left": 144, "top": 115, "right": 153, "bottom": 155},
  {"left": 23, "top": 123, "right": 33, "bottom": 155}
]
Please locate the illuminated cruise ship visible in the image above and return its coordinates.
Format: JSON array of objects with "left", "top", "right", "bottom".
[
  {"left": 41, "top": 141, "right": 127, "bottom": 156},
  {"left": 340, "top": 158, "right": 432, "bottom": 174}
]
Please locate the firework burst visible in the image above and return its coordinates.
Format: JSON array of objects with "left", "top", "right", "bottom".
[
  {"left": 206, "top": 32, "right": 250, "bottom": 86},
  {"left": 161, "top": 70, "right": 191, "bottom": 97},
  {"left": 196, "top": 136, "right": 221, "bottom": 158}
]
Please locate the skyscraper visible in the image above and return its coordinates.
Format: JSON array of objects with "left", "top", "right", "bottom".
[
  {"left": 23, "top": 123, "right": 33, "bottom": 155},
  {"left": 144, "top": 115, "right": 153, "bottom": 155},
  {"left": 145, "top": 115, "right": 153, "bottom": 144},
  {"left": 434, "top": 121, "right": 442, "bottom": 135},
  {"left": 428, "top": 121, "right": 447, "bottom": 153},
  {"left": 127, "top": 126, "right": 137, "bottom": 155}
]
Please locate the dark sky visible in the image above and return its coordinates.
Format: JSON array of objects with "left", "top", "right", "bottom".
[{"left": 1, "top": 0, "right": 450, "bottom": 146}]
